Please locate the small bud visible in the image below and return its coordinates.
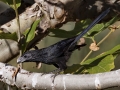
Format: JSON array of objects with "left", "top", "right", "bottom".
[{"left": 89, "top": 43, "right": 99, "bottom": 51}]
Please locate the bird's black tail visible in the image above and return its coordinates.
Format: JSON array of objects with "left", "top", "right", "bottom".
[{"left": 68, "top": 8, "right": 110, "bottom": 49}]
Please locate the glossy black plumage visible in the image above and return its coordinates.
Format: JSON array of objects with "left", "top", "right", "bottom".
[{"left": 17, "top": 8, "right": 110, "bottom": 71}]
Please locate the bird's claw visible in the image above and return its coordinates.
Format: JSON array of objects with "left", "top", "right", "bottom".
[
  {"left": 50, "top": 73, "right": 59, "bottom": 83},
  {"left": 41, "top": 69, "right": 62, "bottom": 83}
]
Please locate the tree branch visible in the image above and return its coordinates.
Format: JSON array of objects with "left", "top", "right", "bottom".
[{"left": 0, "top": 62, "right": 120, "bottom": 89}]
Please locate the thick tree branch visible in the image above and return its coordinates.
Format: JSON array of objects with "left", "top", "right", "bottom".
[{"left": 0, "top": 62, "right": 120, "bottom": 89}]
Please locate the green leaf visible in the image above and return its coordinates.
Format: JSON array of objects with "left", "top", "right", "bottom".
[
  {"left": 74, "top": 19, "right": 92, "bottom": 30},
  {"left": 49, "top": 20, "right": 92, "bottom": 38},
  {"left": 49, "top": 15, "right": 119, "bottom": 38},
  {"left": 104, "top": 15, "right": 120, "bottom": 28},
  {"left": 83, "top": 55, "right": 115, "bottom": 74},
  {"left": 85, "top": 23, "right": 104, "bottom": 37},
  {"left": 24, "top": 20, "right": 40, "bottom": 43},
  {"left": 1, "top": 0, "right": 21, "bottom": 9},
  {"left": 81, "top": 44, "right": 120, "bottom": 65},
  {"left": 85, "top": 15, "right": 120, "bottom": 38},
  {"left": 49, "top": 28, "right": 74, "bottom": 38},
  {"left": 0, "top": 32, "right": 18, "bottom": 41},
  {"left": 64, "top": 64, "right": 81, "bottom": 74},
  {"left": 21, "top": 19, "right": 40, "bottom": 52}
]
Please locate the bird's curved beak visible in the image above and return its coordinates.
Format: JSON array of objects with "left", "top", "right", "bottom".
[{"left": 17, "top": 57, "right": 25, "bottom": 63}]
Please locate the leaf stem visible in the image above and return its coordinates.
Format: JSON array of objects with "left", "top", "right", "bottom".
[
  {"left": 13, "top": 0, "right": 21, "bottom": 42},
  {"left": 13, "top": 0, "right": 22, "bottom": 68},
  {"left": 80, "top": 28, "right": 114, "bottom": 64},
  {"left": 97, "top": 30, "right": 113, "bottom": 46},
  {"left": 81, "top": 50, "right": 93, "bottom": 64},
  {"left": 91, "top": 37, "right": 96, "bottom": 43}
]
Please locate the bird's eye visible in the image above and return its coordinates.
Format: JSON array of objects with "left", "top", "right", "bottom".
[{"left": 23, "top": 55, "right": 27, "bottom": 58}]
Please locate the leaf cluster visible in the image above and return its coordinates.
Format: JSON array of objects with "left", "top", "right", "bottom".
[{"left": 49, "top": 16, "right": 120, "bottom": 74}]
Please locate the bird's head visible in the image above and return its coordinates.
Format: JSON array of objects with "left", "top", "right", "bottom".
[{"left": 17, "top": 51, "right": 35, "bottom": 63}]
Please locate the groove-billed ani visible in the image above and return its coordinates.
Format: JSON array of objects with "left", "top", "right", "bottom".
[{"left": 17, "top": 8, "right": 110, "bottom": 72}]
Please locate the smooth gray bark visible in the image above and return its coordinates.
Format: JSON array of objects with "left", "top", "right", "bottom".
[{"left": 0, "top": 62, "right": 120, "bottom": 89}]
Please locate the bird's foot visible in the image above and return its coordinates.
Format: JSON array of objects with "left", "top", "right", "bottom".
[
  {"left": 41, "top": 69, "right": 62, "bottom": 83},
  {"left": 51, "top": 73, "right": 59, "bottom": 83},
  {"left": 50, "top": 69, "right": 62, "bottom": 83},
  {"left": 41, "top": 73, "right": 46, "bottom": 76}
]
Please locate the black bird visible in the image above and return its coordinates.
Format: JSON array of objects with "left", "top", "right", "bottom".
[{"left": 17, "top": 8, "right": 110, "bottom": 73}]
